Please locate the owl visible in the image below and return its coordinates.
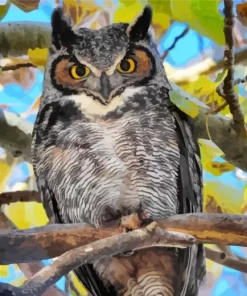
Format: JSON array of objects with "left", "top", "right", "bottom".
[{"left": 32, "top": 5, "right": 205, "bottom": 296}]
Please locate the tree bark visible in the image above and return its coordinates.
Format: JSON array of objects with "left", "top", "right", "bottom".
[
  {"left": 1, "top": 213, "right": 247, "bottom": 265},
  {"left": 0, "top": 22, "right": 51, "bottom": 57}
]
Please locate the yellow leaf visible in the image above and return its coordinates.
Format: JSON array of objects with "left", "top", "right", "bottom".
[
  {"left": 182, "top": 75, "right": 229, "bottom": 115},
  {"left": 203, "top": 181, "right": 244, "bottom": 214},
  {"left": 27, "top": 48, "right": 48, "bottom": 68},
  {"left": 70, "top": 272, "right": 88, "bottom": 296},
  {"left": 169, "top": 90, "right": 199, "bottom": 118},
  {"left": 241, "top": 184, "right": 247, "bottom": 214},
  {"left": 26, "top": 202, "right": 49, "bottom": 227},
  {"left": 114, "top": 1, "right": 144, "bottom": 23},
  {"left": 63, "top": 0, "right": 99, "bottom": 25},
  {"left": 236, "top": 3, "right": 247, "bottom": 27},
  {"left": 0, "top": 265, "right": 9, "bottom": 277},
  {"left": 199, "top": 139, "right": 224, "bottom": 160},
  {"left": 11, "top": 0, "right": 40, "bottom": 12},
  {"left": 5, "top": 202, "right": 31, "bottom": 229},
  {"left": 152, "top": 12, "right": 170, "bottom": 38},
  {"left": 203, "top": 160, "right": 235, "bottom": 176},
  {"left": 199, "top": 139, "right": 235, "bottom": 176},
  {"left": 0, "top": 159, "right": 11, "bottom": 192},
  {"left": 0, "top": 1, "right": 10, "bottom": 21},
  {"left": 182, "top": 76, "right": 245, "bottom": 117},
  {"left": 10, "top": 276, "right": 27, "bottom": 287}
]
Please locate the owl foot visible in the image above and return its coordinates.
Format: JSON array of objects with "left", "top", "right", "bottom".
[
  {"left": 119, "top": 211, "right": 153, "bottom": 233},
  {"left": 119, "top": 211, "right": 154, "bottom": 257},
  {"left": 119, "top": 212, "right": 141, "bottom": 233}
]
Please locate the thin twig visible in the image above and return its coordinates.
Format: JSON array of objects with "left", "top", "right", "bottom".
[
  {"left": 0, "top": 63, "right": 37, "bottom": 72},
  {"left": 234, "top": 76, "right": 247, "bottom": 85},
  {"left": 220, "top": 0, "right": 245, "bottom": 131},
  {"left": 205, "top": 247, "right": 247, "bottom": 273},
  {"left": 0, "top": 190, "right": 40, "bottom": 206},
  {"left": 161, "top": 25, "right": 190, "bottom": 60}
]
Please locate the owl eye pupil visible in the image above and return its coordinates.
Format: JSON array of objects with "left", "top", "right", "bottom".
[
  {"left": 120, "top": 60, "right": 131, "bottom": 71},
  {"left": 75, "top": 65, "right": 86, "bottom": 77}
]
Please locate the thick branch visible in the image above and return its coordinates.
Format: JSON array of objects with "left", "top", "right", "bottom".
[
  {"left": 0, "top": 226, "right": 194, "bottom": 296},
  {"left": 1, "top": 213, "right": 247, "bottom": 265},
  {"left": 0, "top": 209, "right": 67, "bottom": 296},
  {"left": 22, "top": 227, "right": 193, "bottom": 296},
  {"left": 2, "top": 100, "right": 247, "bottom": 171},
  {"left": 1, "top": 22, "right": 247, "bottom": 83},
  {"left": 193, "top": 108, "right": 247, "bottom": 170},
  {"left": 0, "top": 109, "right": 33, "bottom": 160},
  {"left": 0, "top": 22, "right": 51, "bottom": 57}
]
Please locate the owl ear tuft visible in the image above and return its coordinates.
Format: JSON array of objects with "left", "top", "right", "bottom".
[
  {"left": 127, "top": 5, "right": 152, "bottom": 42},
  {"left": 51, "top": 7, "right": 75, "bottom": 50}
]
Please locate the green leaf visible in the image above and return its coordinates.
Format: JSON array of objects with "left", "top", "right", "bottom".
[
  {"left": 170, "top": 90, "right": 199, "bottom": 118},
  {"left": 190, "top": 0, "right": 224, "bottom": 45},
  {"left": 214, "top": 69, "right": 227, "bottom": 83},
  {"left": 0, "top": 0, "right": 10, "bottom": 21},
  {"left": 148, "top": 0, "right": 224, "bottom": 45}
]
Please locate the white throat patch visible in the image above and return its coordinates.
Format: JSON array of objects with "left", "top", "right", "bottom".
[{"left": 70, "top": 86, "right": 143, "bottom": 119}]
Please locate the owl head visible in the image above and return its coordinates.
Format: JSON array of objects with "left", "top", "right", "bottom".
[{"left": 42, "top": 5, "right": 171, "bottom": 117}]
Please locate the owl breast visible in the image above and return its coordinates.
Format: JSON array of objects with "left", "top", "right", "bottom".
[{"left": 40, "top": 103, "right": 180, "bottom": 228}]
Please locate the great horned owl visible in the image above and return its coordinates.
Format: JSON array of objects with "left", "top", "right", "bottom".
[{"left": 32, "top": 5, "right": 205, "bottom": 296}]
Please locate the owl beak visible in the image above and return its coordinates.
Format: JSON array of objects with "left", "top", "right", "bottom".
[{"left": 99, "top": 72, "right": 112, "bottom": 103}]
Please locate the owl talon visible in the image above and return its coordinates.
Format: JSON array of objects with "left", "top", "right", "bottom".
[{"left": 120, "top": 212, "right": 141, "bottom": 232}]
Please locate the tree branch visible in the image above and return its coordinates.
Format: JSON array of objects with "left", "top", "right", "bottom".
[
  {"left": 1, "top": 213, "right": 247, "bottom": 265},
  {"left": 0, "top": 190, "right": 40, "bottom": 206},
  {"left": 218, "top": 0, "right": 245, "bottom": 132},
  {"left": 0, "top": 226, "right": 194, "bottom": 296},
  {"left": 1, "top": 214, "right": 247, "bottom": 295},
  {"left": 205, "top": 247, "right": 247, "bottom": 273},
  {"left": 193, "top": 108, "right": 247, "bottom": 171},
  {"left": 161, "top": 25, "right": 190, "bottom": 60},
  {"left": 0, "top": 62, "right": 37, "bottom": 72},
  {"left": 0, "top": 109, "right": 33, "bottom": 160},
  {"left": 1, "top": 96, "right": 247, "bottom": 170},
  {"left": 0, "top": 22, "right": 51, "bottom": 58},
  {"left": 1, "top": 22, "right": 247, "bottom": 83},
  {"left": 0, "top": 209, "right": 67, "bottom": 296},
  {"left": 169, "top": 48, "right": 247, "bottom": 85}
]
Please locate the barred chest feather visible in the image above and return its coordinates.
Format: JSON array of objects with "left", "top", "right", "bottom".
[{"left": 34, "top": 99, "right": 180, "bottom": 228}]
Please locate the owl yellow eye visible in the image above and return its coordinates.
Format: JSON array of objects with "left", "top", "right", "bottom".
[
  {"left": 117, "top": 58, "right": 136, "bottom": 73},
  {"left": 70, "top": 64, "right": 90, "bottom": 79}
]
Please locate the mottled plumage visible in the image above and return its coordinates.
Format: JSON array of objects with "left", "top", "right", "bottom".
[{"left": 32, "top": 5, "right": 205, "bottom": 296}]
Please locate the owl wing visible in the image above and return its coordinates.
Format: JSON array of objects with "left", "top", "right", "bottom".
[
  {"left": 32, "top": 112, "right": 113, "bottom": 296},
  {"left": 34, "top": 173, "right": 114, "bottom": 296},
  {"left": 171, "top": 104, "right": 205, "bottom": 296}
]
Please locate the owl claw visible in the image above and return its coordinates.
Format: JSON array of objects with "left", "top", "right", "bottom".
[
  {"left": 120, "top": 212, "right": 141, "bottom": 232},
  {"left": 119, "top": 211, "right": 153, "bottom": 232}
]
